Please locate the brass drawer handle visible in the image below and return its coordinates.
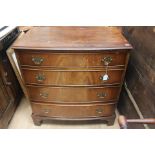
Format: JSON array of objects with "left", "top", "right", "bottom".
[
  {"left": 36, "top": 73, "right": 45, "bottom": 82},
  {"left": 97, "top": 92, "right": 107, "bottom": 98},
  {"left": 32, "top": 57, "right": 44, "bottom": 65},
  {"left": 43, "top": 109, "right": 51, "bottom": 114},
  {"left": 40, "top": 92, "right": 48, "bottom": 98},
  {"left": 96, "top": 108, "right": 103, "bottom": 114},
  {"left": 101, "top": 56, "right": 112, "bottom": 65}
]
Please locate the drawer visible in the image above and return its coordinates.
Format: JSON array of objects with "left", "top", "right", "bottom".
[
  {"left": 32, "top": 102, "right": 116, "bottom": 118},
  {"left": 17, "top": 51, "right": 127, "bottom": 68},
  {"left": 22, "top": 68, "right": 124, "bottom": 86},
  {"left": 27, "top": 86, "right": 120, "bottom": 103}
]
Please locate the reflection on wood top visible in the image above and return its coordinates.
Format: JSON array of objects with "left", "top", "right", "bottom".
[{"left": 12, "top": 26, "right": 132, "bottom": 50}]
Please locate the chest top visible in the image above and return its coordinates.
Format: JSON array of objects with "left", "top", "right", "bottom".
[{"left": 12, "top": 27, "right": 132, "bottom": 51}]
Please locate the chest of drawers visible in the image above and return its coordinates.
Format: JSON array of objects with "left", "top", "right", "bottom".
[{"left": 12, "top": 27, "right": 132, "bottom": 126}]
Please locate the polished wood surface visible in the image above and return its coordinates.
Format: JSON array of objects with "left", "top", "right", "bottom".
[
  {"left": 27, "top": 86, "right": 120, "bottom": 103},
  {"left": 13, "top": 26, "right": 132, "bottom": 126},
  {"left": 12, "top": 27, "right": 132, "bottom": 50},
  {"left": 22, "top": 68, "right": 124, "bottom": 86},
  {"left": 17, "top": 50, "right": 127, "bottom": 68},
  {"left": 32, "top": 102, "right": 116, "bottom": 118}
]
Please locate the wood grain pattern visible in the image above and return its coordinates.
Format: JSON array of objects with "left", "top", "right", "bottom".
[
  {"left": 17, "top": 50, "right": 127, "bottom": 68},
  {"left": 27, "top": 86, "right": 120, "bottom": 103},
  {"left": 12, "top": 27, "right": 132, "bottom": 50},
  {"left": 32, "top": 102, "right": 116, "bottom": 118},
  {"left": 22, "top": 68, "right": 124, "bottom": 86},
  {"left": 13, "top": 26, "right": 132, "bottom": 126}
]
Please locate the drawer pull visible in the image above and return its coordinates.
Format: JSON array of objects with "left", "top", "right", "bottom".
[
  {"left": 43, "top": 109, "right": 51, "bottom": 114},
  {"left": 96, "top": 108, "right": 103, "bottom": 114},
  {"left": 32, "top": 57, "right": 44, "bottom": 65},
  {"left": 97, "top": 92, "right": 107, "bottom": 98},
  {"left": 36, "top": 73, "right": 45, "bottom": 82},
  {"left": 101, "top": 56, "right": 112, "bottom": 65},
  {"left": 100, "top": 74, "right": 109, "bottom": 81},
  {"left": 40, "top": 92, "right": 48, "bottom": 98}
]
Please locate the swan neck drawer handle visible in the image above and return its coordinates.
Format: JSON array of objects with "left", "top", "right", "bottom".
[
  {"left": 97, "top": 92, "right": 107, "bottom": 98},
  {"left": 36, "top": 74, "right": 45, "bottom": 82},
  {"left": 40, "top": 92, "right": 48, "bottom": 98},
  {"left": 43, "top": 109, "right": 51, "bottom": 114},
  {"left": 32, "top": 57, "right": 44, "bottom": 65},
  {"left": 96, "top": 108, "right": 103, "bottom": 114},
  {"left": 101, "top": 56, "right": 112, "bottom": 65}
]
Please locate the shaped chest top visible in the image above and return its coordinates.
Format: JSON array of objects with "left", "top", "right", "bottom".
[{"left": 12, "top": 26, "right": 132, "bottom": 51}]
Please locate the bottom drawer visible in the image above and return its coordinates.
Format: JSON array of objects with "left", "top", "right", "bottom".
[{"left": 31, "top": 102, "right": 116, "bottom": 118}]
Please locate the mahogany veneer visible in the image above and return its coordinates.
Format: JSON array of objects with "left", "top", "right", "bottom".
[
  {"left": 27, "top": 86, "right": 120, "bottom": 103},
  {"left": 17, "top": 51, "right": 127, "bottom": 68},
  {"left": 21, "top": 68, "right": 124, "bottom": 86},
  {"left": 12, "top": 27, "right": 132, "bottom": 126}
]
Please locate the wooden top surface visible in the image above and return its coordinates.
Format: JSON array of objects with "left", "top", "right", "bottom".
[{"left": 12, "top": 26, "right": 132, "bottom": 50}]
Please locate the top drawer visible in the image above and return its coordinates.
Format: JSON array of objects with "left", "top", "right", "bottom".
[{"left": 16, "top": 50, "right": 128, "bottom": 68}]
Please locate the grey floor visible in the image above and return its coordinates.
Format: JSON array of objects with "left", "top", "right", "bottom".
[{"left": 8, "top": 97, "right": 119, "bottom": 129}]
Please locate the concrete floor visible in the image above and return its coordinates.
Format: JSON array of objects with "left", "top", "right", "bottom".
[{"left": 8, "top": 97, "right": 119, "bottom": 129}]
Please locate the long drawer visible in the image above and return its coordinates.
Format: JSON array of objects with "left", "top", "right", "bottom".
[
  {"left": 27, "top": 86, "right": 120, "bottom": 103},
  {"left": 22, "top": 68, "right": 124, "bottom": 86},
  {"left": 17, "top": 51, "right": 127, "bottom": 68},
  {"left": 32, "top": 102, "right": 116, "bottom": 118}
]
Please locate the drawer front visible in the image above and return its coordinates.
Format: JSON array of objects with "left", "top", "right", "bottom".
[
  {"left": 22, "top": 69, "right": 124, "bottom": 86},
  {"left": 32, "top": 102, "right": 116, "bottom": 118},
  {"left": 27, "top": 86, "right": 120, "bottom": 103},
  {"left": 17, "top": 51, "right": 127, "bottom": 68}
]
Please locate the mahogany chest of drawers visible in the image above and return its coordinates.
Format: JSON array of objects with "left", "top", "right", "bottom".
[{"left": 12, "top": 27, "right": 132, "bottom": 126}]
